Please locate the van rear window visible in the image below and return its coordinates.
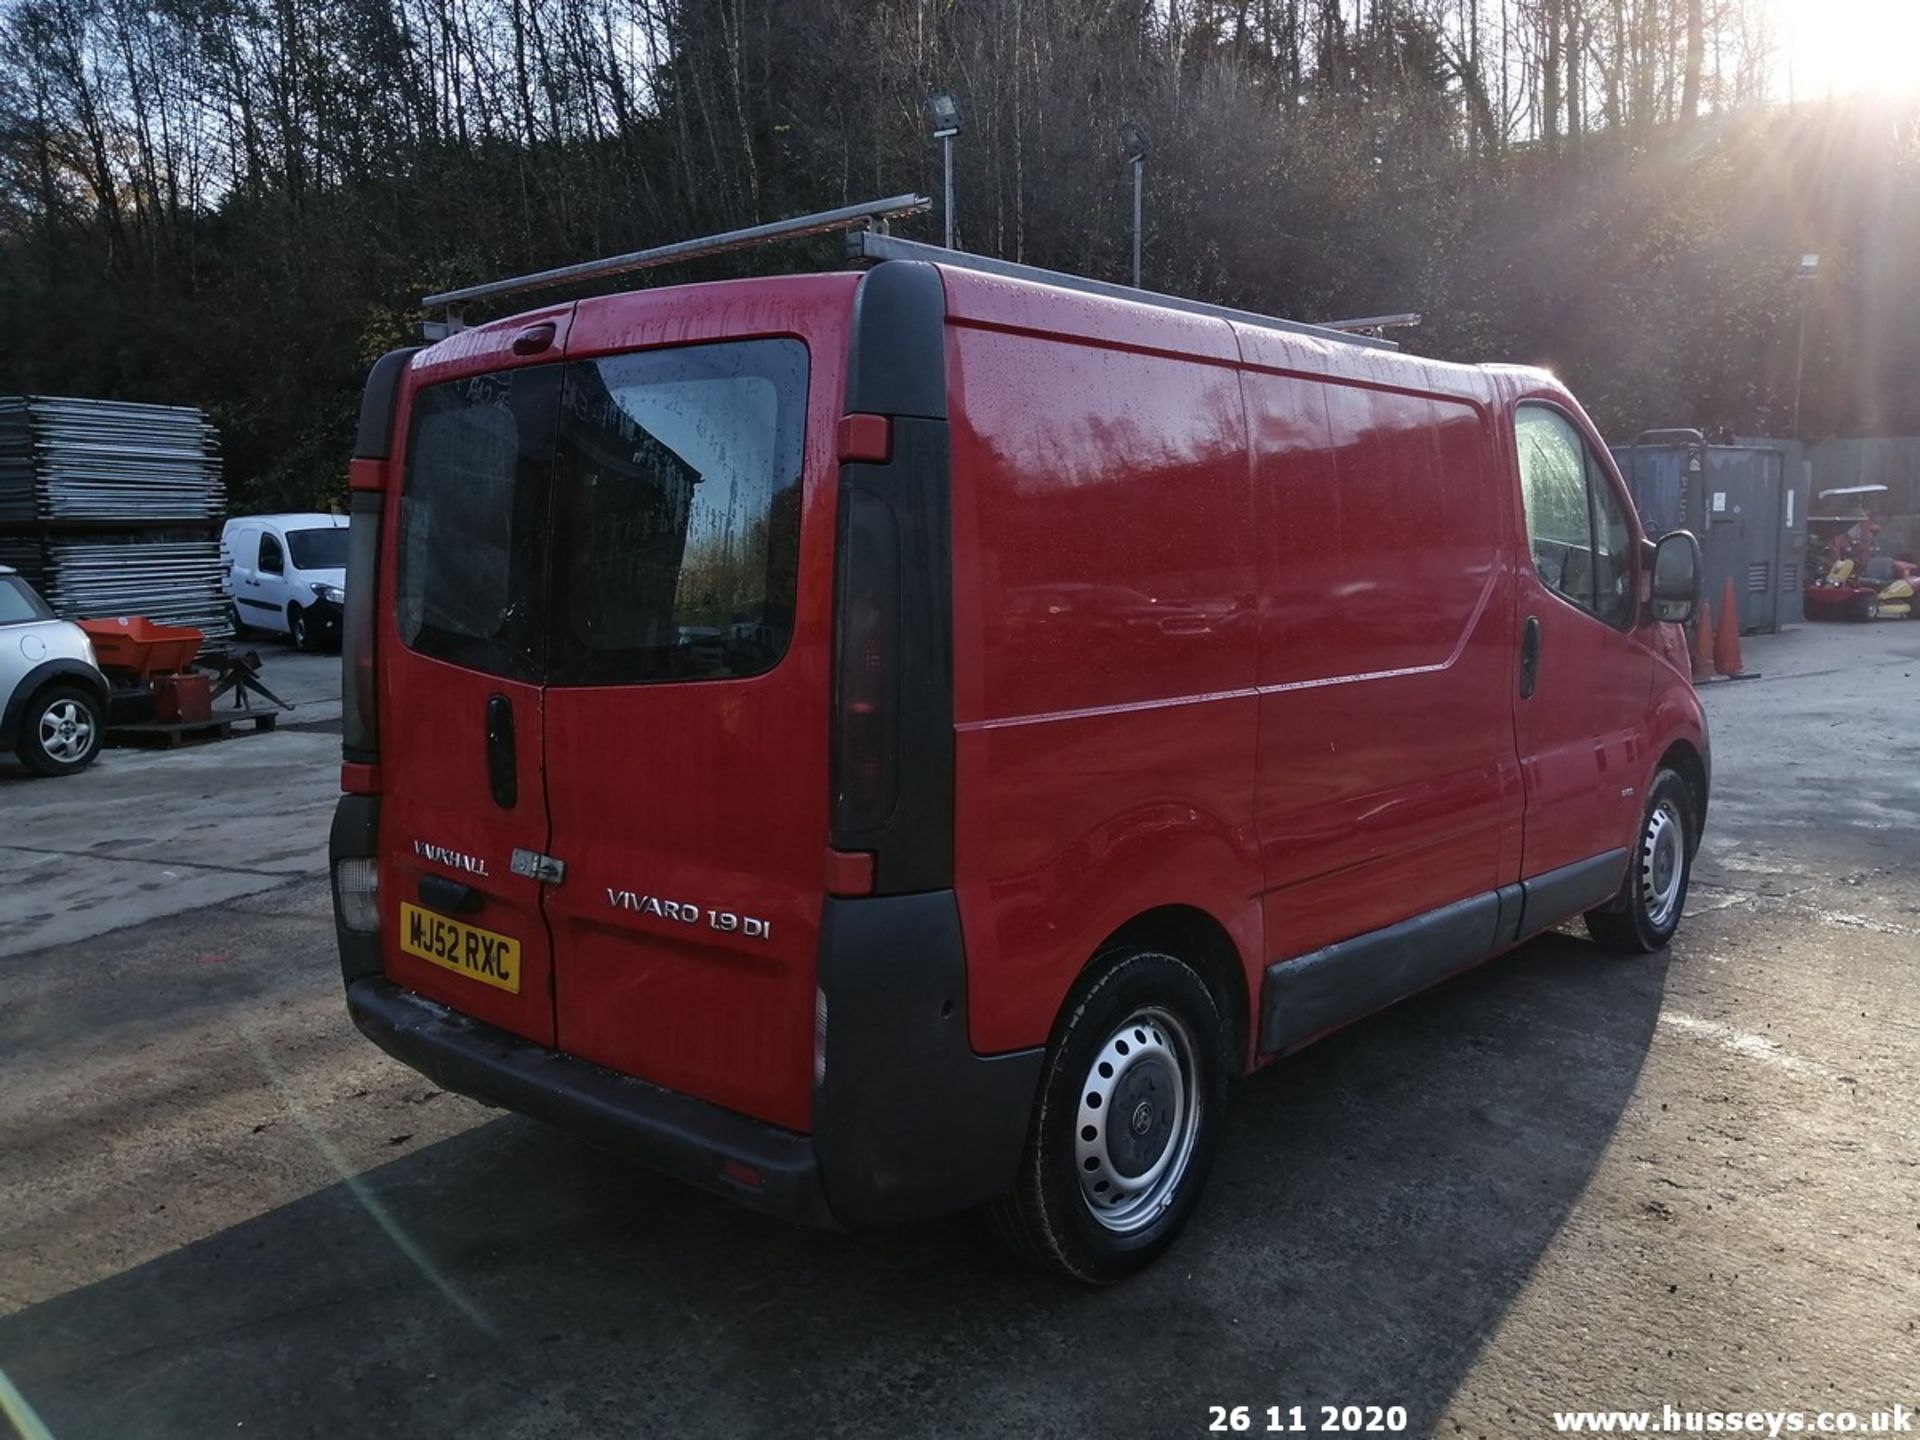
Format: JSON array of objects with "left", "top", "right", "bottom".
[
  {"left": 394, "top": 340, "right": 806, "bottom": 686},
  {"left": 550, "top": 339, "right": 807, "bottom": 685},
  {"left": 396, "top": 366, "right": 559, "bottom": 683}
]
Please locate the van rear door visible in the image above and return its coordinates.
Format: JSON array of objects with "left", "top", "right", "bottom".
[
  {"left": 376, "top": 314, "right": 570, "bottom": 1046},
  {"left": 538, "top": 280, "right": 852, "bottom": 1133}
]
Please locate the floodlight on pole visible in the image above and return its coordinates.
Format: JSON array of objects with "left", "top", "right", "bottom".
[
  {"left": 1120, "top": 120, "right": 1150, "bottom": 288},
  {"left": 926, "top": 93, "right": 963, "bottom": 249}
]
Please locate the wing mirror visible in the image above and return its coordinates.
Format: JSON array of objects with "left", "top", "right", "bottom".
[{"left": 1649, "top": 530, "right": 1701, "bottom": 624}]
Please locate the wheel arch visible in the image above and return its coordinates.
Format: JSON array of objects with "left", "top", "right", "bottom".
[
  {"left": 1077, "top": 904, "right": 1253, "bottom": 1076},
  {"left": 4, "top": 659, "right": 108, "bottom": 741},
  {"left": 1655, "top": 738, "right": 1709, "bottom": 855}
]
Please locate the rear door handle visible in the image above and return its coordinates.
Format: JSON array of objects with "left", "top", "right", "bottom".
[
  {"left": 485, "top": 693, "right": 518, "bottom": 809},
  {"left": 1518, "top": 615, "right": 1541, "bottom": 699},
  {"left": 418, "top": 874, "right": 481, "bottom": 915}
]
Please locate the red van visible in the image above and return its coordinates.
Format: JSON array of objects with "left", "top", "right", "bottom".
[{"left": 330, "top": 235, "right": 1707, "bottom": 1282}]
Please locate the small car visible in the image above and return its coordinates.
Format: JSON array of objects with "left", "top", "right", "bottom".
[
  {"left": 221, "top": 512, "right": 349, "bottom": 650},
  {"left": 0, "top": 565, "right": 109, "bottom": 776}
]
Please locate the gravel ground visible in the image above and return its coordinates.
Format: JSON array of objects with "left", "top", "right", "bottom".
[{"left": 1, "top": 622, "right": 1915, "bottom": 1439}]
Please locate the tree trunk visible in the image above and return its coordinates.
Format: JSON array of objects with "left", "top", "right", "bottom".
[
  {"left": 1680, "top": 0, "right": 1704, "bottom": 124},
  {"left": 1543, "top": 0, "right": 1563, "bottom": 147}
]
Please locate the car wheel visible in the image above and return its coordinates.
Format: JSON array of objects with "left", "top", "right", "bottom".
[
  {"left": 228, "top": 602, "right": 249, "bottom": 639},
  {"left": 1586, "top": 767, "right": 1694, "bottom": 953},
  {"left": 1849, "top": 594, "right": 1877, "bottom": 622},
  {"left": 289, "top": 604, "right": 314, "bottom": 652},
  {"left": 18, "top": 684, "right": 105, "bottom": 777},
  {"left": 991, "top": 948, "right": 1228, "bottom": 1283}
]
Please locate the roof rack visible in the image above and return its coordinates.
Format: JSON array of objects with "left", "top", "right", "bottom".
[
  {"left": 844, "top": 230, "right": 1401, "bottom": 352},
  {"left": 1316, "top": 311, "right": 1423, "bottom": 335},
  {"left": 416, "top": 193, "right": 1418, "bottom": 357},
  {"left": 420, "top": 193, "right": 932, "bottom": 324}
]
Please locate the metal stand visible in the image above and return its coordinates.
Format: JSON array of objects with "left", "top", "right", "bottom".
[{"left": 203, "top": 649, "right": 292, "bottom": 711}]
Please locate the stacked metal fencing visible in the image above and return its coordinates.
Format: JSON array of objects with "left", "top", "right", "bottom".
[{"left": 0, "top": 396, "right": 231, "bottom": 639}]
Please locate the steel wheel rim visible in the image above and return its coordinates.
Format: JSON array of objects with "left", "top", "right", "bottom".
[
  {"left": 1074, "top": 1006, "right": 1201, "bottom": 1234},
  {"left": 1640, "top": 799, "right": 1685, "bottom": 931},
  {"left": 39, "top": 699, "right": 96, "bottom": 765}
]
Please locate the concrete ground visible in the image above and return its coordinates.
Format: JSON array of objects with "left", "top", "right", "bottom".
[
  {"left": 0, "top": 641, "right": 341, "bottom": 958},
  {"left": 1, "top": 624, "right": 1916, "bottom": 1439}
]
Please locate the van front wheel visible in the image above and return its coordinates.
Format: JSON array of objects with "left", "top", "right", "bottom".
[
  {"left": 1585, "top": 767, "right": 1694, "bottom": 953},
  {"left": 991, "top": 949, "right": 1228, "bottom": 1283}
]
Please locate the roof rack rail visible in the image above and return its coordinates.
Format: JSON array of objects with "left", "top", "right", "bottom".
[
  {"left": 1316, "top": 311, "right": 1423, "bottom": 335},
  {"left": 845, "top": 230, "right": 1401, "bottom": 352},
  {"left": 421, "top": 193, "right": 931, "bottom": 324}
]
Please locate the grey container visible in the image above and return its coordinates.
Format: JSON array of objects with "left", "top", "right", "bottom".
[{"left": 1611, "top": 435, "right": 1811, "bottom": 635}]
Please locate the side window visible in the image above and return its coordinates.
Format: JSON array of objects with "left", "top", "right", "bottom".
[
  {"left": 257, "top": 532, "right": 285, "bottom": 576},
  {"left": 1515, "top": 404, "right": 1633, "bottom": 628}
]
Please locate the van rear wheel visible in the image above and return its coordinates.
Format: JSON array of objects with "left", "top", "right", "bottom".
[
  {"left": 990, "top": 949, "right": 1228, "bottom": 1283},
  {"left": 1585, "top": 767, "right": 1694, "bottom": 953}
]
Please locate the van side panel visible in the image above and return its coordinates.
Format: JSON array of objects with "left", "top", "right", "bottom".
[
  {"left": 1239, "top": 346, "right": 1520, "bottom": 978},
  {"left": 945, "top": 299, "right": 1262, "bottom": 1057}
]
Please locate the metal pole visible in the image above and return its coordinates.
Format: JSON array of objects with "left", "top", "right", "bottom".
[
  {"left": 943, "top": 134, "right": 955, "bottom": 250},
  {"left": 1791, "top": 293, "right": 1808, "bottom": 439},
  {"left": 1131, "top": 157, "right": 1144, "bottom": 289}
]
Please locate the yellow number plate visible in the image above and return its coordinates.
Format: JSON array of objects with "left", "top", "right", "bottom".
[{"left": 398, "top": 903, "right": 521, "bottom": 994}]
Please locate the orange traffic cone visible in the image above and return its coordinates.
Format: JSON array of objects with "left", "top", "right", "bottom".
[
  {"left": 1691, "top": 598, "right": 1716, "bottom": 684},
  {"left": 1713, "top": 576, "right": 1753, "bottom": 678}
]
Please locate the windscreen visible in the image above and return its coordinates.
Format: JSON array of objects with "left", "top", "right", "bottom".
[
  {"left": 287, "top": 526, "right": 349, "bottom": 571},
  {"left": 393, "top": 338, "right": 807, "bottom": 686}
]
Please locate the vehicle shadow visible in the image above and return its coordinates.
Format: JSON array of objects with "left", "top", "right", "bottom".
[{"left": 0, "top": 932, "right": 1666, "bottom": 1440}]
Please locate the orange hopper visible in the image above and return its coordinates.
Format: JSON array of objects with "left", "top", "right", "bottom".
[{"left": 77, "top": 617, "right": 204, "bottom": 680}]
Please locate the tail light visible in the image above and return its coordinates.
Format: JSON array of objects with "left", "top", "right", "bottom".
[
  {"left": 340, "top": 491, "right": 382, "bottom": 763},
  {"left": 831, "top": 490, "right": 901, "bottom": 835},
  {"left": 341, "top": 345, "right": 418, "bottom": 774},
  {"left": 333, "top": 856, "right": 380, "bottom": 933}
]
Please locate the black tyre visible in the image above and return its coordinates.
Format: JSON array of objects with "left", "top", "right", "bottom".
[
  {"left": 228, "top": 602, "right": 249, "bottom": 638},
  {"left": 1849, "top": 594, "right": 1878, "bottom": 622},
  {"left": 288, "top": 604, "right": 315, "bottom": 652},
  {"left": 1585, "top": 767, "right": 1695, "bottom": 953},
  {"left": 991, "top": 948, "right": 1229, "bottom": 1283},
  {"left": 17, "top": 684, "right": 105, "bottom": 777}
]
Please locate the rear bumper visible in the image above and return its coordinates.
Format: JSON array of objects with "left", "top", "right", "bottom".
[
  {"left": 332, "top": 794, "right": 1042, "bottom": 1228},
  {"left": 347, "top": 977, "right": 836, "bottom": 1225}
]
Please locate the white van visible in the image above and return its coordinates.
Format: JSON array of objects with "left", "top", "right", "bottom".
[{"left": 221, "top": 512, "right": 349, "bottom": 650}]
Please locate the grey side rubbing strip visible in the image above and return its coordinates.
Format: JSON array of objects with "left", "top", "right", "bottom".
[{"left": 1257, "top": 848, "right": 1633, "bottom": 1057}]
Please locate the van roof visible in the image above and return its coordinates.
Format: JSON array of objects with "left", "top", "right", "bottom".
[
  {"left": 425, "top": 262, "right": 1552, "bottom": 418},
  {"left": 225, "top": 512, "right": 348, "bottom": 529}
]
